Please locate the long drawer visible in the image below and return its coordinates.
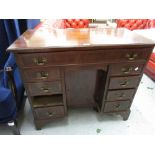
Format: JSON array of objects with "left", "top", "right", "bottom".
[
  {"left": 16, "top": 48, "right": 151, "bottom": 68},
  {"left": 106, "top": 89, "right": 135, "bottom": 101},
  {"left": 27, "top": 81, "right": 62, "bottom": 96},
  {"left": 108, "top": 76, "right": 141, "bottom": 89},
  {"left": 22, "top": 67, "right": 61, "bottom": 82}
]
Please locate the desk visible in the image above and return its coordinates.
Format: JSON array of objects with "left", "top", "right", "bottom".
[{"left": 7, "top": 27, "right": 155, "bottom": 129}]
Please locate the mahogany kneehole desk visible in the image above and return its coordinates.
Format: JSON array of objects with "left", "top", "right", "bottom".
[{"left": 7, "top": 28, "right": 155, "bottom": 130}]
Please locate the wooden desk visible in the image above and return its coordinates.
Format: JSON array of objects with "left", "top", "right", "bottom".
[{"left": 7, "top": 27, "right": 155, "bottom": 129}]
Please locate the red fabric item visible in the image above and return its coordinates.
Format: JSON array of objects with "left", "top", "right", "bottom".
[
  {"left": 35, "top": 19, "right": 90, "bottom": 29},
  {"left": 116, "top": 19, "right": 149, "bottom": 30},
  {"left": 117, "top": 19, "right": 155, "bottom": 30},
  {"left": 63, "top": 19, "right": 90, "bottom": 29},
  {"left": 146, "top": 60, "right": 155, "bottom": 74},
  {"left": 145, "top": 19, "right": 155, "bottom": 29},
  {"left": 150, "top": 53, "right": 155, "bottom": 63},
  {"left": 51, "top": 19, "right": 90, "bottom": 29},
  {"left": 144, "top": 67, "right": 155, "bottom": 80}
]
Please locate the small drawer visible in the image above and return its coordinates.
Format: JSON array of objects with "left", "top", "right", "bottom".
[
  {"left": 27, "top": 81, "right": 62, "bottom": 96},
  {"left": 31, "top": 95, "right": 63, "bottom": 108},
  {"left": 104, "top": 100, "right": 131, "bottom": 112},
  {"left": 106, "top": 89, "right": 135, "bottom": 101},
  {"left": 109, "top": 63, "right": 144, "bottom": 76},
  {"left": 109, "top": 76, "right": 140, "bottom": 89},
  {"left": 22, "top": 68, "right": 61, "bottom": 82},
  {"left": 34, "top": 106, "right": 65, "bottom": 120}
]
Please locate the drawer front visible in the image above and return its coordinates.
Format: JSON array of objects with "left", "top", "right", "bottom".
[
  {"left": 109, "top": 76, "right": 140, "bottom": 89},
  {"left": 80, "top": 48, "right": 150, "bottom": 64},
  {"left": 22, "top": 68, "right": 61, "bottom": 82},
  {"left": 27, "top": 81, "right": 62, "bottom": 96},
  {"left": 16, "top": 48, "right": 151, "bottom": 68},
  {"left": 104, "top": 100, "right": 131, "bottom": 112},
  {"left": 34, "top": 106, "right": 65, "bottom": 120},
  {"left": 17, "top": 52, "right": 80, "bottom": 67},
  {"left": 106, "top": 89, "right": 135, "bottom": 101},
  {"left": 109, "top": 63, "right": 144, "bottom": 76}
]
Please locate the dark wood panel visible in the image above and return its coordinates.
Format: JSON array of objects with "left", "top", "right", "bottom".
[
  {"left": 94, "top": 70, "right": 108, "bottom": 109},
  {"left": 65, "top": 69, "right": 98, "bottom": 107},
  {"left": 108, "top": 76, "right": 141, "bottom": 89}
]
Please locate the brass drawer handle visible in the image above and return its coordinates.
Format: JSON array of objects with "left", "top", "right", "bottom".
[
  {"left": 115, "top": 104, "right": 120, "bottom": 108},
  {"left": 39, "top": 71, "right": 48, "bottom": 79},
  {"left": 41, "top": 87, "right": 49, "bottom": 93},
  {"left": 121, "top": 67, "right": 133, "bottom": 74},
  {"left": 120, "top": 81, "right": 129, "bottom": 87},
  {"left": 118, "top": 93, "right": 125, "bottom": 99},
  {"left": 33, "top": 57, "right": 47, "bottom": 65},
  {"left": 126, "top": 53, "right": 138, "bottom": 61},
  {"left": 47, "top": 112, "right": 53, "bottom": 117}
]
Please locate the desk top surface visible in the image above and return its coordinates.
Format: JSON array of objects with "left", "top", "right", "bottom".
[
  {"left": 134, "top": 28, "right": 155, "bottom": 41},
  {"left": 7, "top": 27, "right": 155, "bottom": 52}
]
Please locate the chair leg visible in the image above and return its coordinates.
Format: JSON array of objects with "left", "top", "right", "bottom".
[{"left": 8, "top": 120, "right": 20, "bottom": 135}]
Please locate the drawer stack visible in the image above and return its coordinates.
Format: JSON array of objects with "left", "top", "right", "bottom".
[
  {"left": 103, "top": 62, "right": 144, "bottom": 118},
  {"left": 17, "top": 54, "right": 67, "bottom": 129}
]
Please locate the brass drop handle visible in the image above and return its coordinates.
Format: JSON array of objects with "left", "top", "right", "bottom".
[
  {"left": 47, "top": 112, "right": 53, "bottom": 117},
  {"left": 41, "top": 87, "right": 49, "bottom": 93},
  {"left": 120, "top": 81, "right": 129, "bottom": 87},
  {"left": 33, "top": 57, "right": 47, "bottom": 65},
  {"left": 115, "top": 104, "right": 120, "bottom": 108},
  {"left": 39, "top": 71, "right": 48, "bottom": 79},
  {"left": 126, "top": 53, "right": 138, "bottom": 61},
  {"left": 121, "top": 67, "right": 133, "bottom": 74},
  {"left": 118, "top": 93, "right": 125, "bottom": 99}
]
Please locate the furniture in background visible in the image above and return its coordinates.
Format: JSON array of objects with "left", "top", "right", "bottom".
[
  {"left": 0, "top": 19, "right": 40, "bottom": 70},
  {"left": 0, "top": 19, "right": 40, "bottom": 134},
  {"left": 116, "top": 19, "right": 148, "bottom": 30},
  {"left": 116, "top": 19, "right": 155, "bottom": 30},
  {"left": 0, "top": 53, "right": 25, "bottom": 134},
  {"left": 145, "top": 52, "right": 155, "bottom": 80},
  {"left": 7, "top": 27, "right": 155, "bottom": 130},
  {"left": 53, "top": 19, "right": 90, "bottom": 28}
]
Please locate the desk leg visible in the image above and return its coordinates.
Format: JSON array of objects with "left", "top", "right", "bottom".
[
  {"left": 120, "top": 109, "right": 131, "bottom": 121},
  {"left": 34, "top": 120, "right": 42, "bottom": 130}
]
